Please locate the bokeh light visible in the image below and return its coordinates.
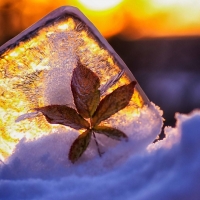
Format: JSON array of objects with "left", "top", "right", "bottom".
[
  {"left": 1, "top": 0, "right": 200, "bottom": 44},
  {"left": 78, "top": 0, "right": 123, "bottom": 11}
]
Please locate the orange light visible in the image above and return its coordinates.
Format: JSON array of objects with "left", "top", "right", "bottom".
[
  {"left": 1, "top": 0, "right": 200, "bottom": 43},
  {"left": 70, "top": 0, "right": 200, "bottom": 39},
  {"left": 119, "top": 0, "right": 200, "bottom": 39},
  {"left": 68, "top": 0, "right": 126, "bottom": 38},
  {"left": 77, "top": 0, "right": 123, "bottom": 11}
]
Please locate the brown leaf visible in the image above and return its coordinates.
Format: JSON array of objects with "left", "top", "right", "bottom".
[
  {"left": 91, "top": 81, "right": 136, "bottom": 127},
  {"left": 93, "top": 126, "right": 128, "bottom": 141},
  {"left": 69, "top": 129, "right": 92, "bottom": 163},
  {"left": 35, "top": 105, "right": 90, "bottom": 130},
  {"left": 71, "top": 61, "right": 100, "bottom": 118}
]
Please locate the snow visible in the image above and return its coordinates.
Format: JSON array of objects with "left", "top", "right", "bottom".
[
  {"left": 0, "top": 103, "right": 163, "bottom": 179},
  {"left": 1, "top": 109, "right": 200, "bottom": 199}
]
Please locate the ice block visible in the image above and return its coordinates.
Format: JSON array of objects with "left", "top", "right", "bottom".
[{"left": 0, "top": 6, "right": 163, "bottom": 163}]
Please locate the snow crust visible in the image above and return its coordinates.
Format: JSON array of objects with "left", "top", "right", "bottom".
[{"left": 1, "top": 109, "right": 200, "bottom": 199}]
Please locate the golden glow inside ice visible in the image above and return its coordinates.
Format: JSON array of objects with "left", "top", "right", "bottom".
[{"left": 0, "top": 17, "right": 144, "bottom": 161}]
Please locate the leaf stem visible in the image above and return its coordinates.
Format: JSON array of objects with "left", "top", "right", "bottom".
[{"left": 92, "top": 131, "right": 102, "bottom": 157}]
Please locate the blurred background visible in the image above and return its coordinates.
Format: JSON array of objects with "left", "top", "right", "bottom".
[{"left": 1, "top": 0, "right": 200, "bottom": 136}]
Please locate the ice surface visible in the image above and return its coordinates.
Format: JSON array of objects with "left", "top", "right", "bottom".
[{"left": 0, "top": 6, "right": 162, "bottom": 162}]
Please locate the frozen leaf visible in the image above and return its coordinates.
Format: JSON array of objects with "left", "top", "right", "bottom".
[
  {"left": 69, "top": 129, "right": 92, "bottom": 163},
  {"left": 71, "top": 61, "right": 100, "bottom": 118},
  {"left": 91, "top": 81, "right": 137, "bottom": 126},
  {"left": 94, "top": 126, "right": 128, "bottom": 141},
  {"left": 35, "top": 105, "right": 90, "bottom": 130}
]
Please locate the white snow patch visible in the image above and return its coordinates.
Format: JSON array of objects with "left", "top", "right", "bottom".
[{"left": 1, "top": 108, "right": 200, "bottom": 199}]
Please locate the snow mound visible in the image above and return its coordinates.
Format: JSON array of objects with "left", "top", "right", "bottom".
[
  {"left": 1, "top": 109, "right": 200, "bottom": 199},
  {"left": 1, "top": 103, "right": 162, "bottom": 179}
]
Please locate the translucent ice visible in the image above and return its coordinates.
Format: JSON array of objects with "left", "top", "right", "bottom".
[{"left": 0, "top": 6, "right": 163, "bottom": 166}]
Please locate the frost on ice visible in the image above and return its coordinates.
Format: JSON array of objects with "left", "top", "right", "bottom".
[{"left": 0, "top": 6, "right": 162, "bottom": 169}]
